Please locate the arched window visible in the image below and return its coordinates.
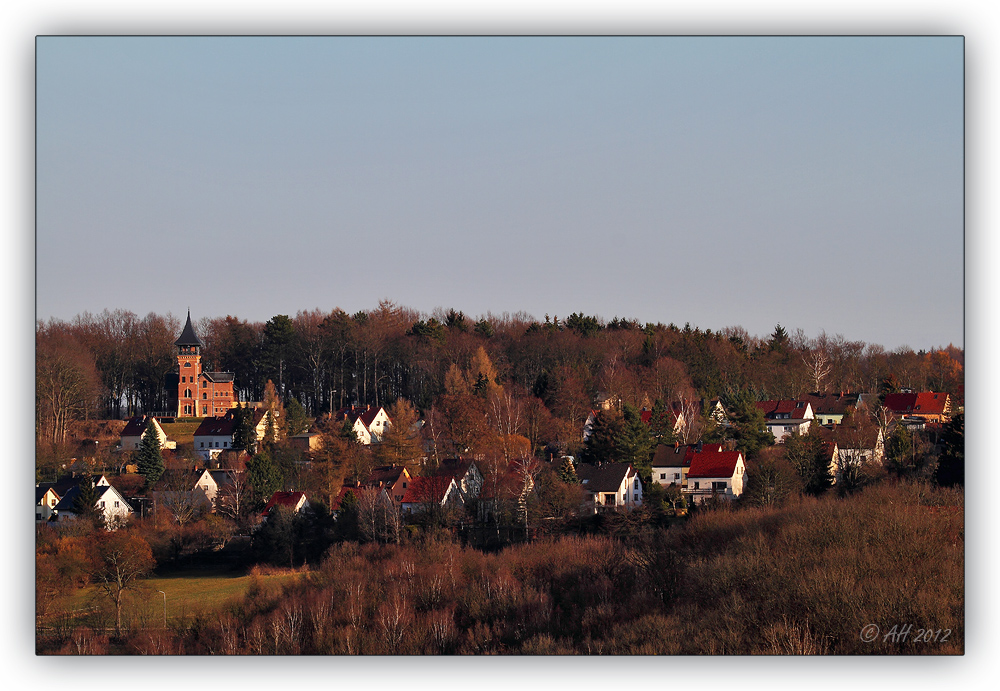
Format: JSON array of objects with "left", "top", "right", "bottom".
[
  {"left": 184, "top": 389, "right": 191, "bottom": 398},
  {"left": 184, "top": 362, "right": 191, "bottom": 368},
  {"left": 203, "top": 393, "right": 207, "bottom": 399}
]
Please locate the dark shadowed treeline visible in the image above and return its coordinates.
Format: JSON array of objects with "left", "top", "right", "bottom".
[{"left": 37, "top": 303, "right": 964, "bottom": 431}]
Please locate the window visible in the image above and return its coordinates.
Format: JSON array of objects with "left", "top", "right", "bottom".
[
  {"left": 694, "top": 482, "right": 700, "bottom": 489},
  {"left": 181, "top": 376, "right": 185, "bottom": 383},
  {"left": 114, "top": 501, "right": 120, "bottom": 508},
  {"left": 184, "top": 389, "right": 191, "bottom": 398},
  {"left": 634, "top": 478, "right": 640, "bottom": 489},
  {"left": 202, "top": 406, "right": 208, "bottom": 414},
  {"left": 202, "top": 380, "right": 207, "bottom": 388},
  {"left": 184, "top": 362, "right": 191, "bottom": 368},
  {"left": 203, "top": 393, "right": 207, "bottom": 399},
  {"left": 674, "top": 473, "right": 680, "bottom": 480},
  {"left": 223, "top": 441, "right": 228, "bottom": 447},
  {"left": 634, "top": 494, "right": 639, "bottom": 502},
  {"left": 99, "top": 501, "right": 105, "bottom": 508},
  {"left": 200, "top": 442, "right": 204, "bottom": 448},
  {"left": 659, "top": 473, "right": 666, "bottom": 480}
]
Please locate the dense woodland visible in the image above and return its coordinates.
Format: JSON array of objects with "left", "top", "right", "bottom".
[{"left": 36, "top": 302, "right": 963, "bottom": 445}]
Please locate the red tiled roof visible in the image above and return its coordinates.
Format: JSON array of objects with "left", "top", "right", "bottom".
[
  {"left": 121, "top": 416, "right": 152, "bottom": 437},
  {"left": 913, "top": 392, "right": 950, "bottom": 416},
  {"left": 882, "top": 393, "right": 918, "bottom": 415},
  {"left": 687, "top": 451, "right": 743, "bottom": 479},
  {"left": 401, "top": 476, "right": 454, "bottom": 505},
  {"left": 364, "top": 465, "right": 407, "bottom": 487},
  {"left": 651, "top": 443, "right": 725, "bottom": 468},
  {"left": 261, "top": 491, "right": 307, "bottom": 515}
]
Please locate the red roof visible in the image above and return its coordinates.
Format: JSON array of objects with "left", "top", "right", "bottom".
[
  {"left": 755, "top": 400, "right": 811, "bottom": 420},
  {"left": 882, "top": 393, "right": 918, "bottom": 415},
  {"left": 687, "top": 451, "right": 743, "bottom": 479},
  {"left": 401, "top": 476, "right": 454, "bottom": 505},
  {"left": 121, "top": 416, "right": 153, "bottom": 437},
  {"left": 651, "top": 443, "right": 725, "bottom": 468},
  {"left": 193, "top": 416, "right": 235, "bottom": 437},
  {"left": 913, "top": 392, "right": 950, "bottom": 416},
  {"left": 261, "top": 491, "right": 307, "bottom": 515},
  {"left": 364, "top": 465, "right": 408, "bottom": 487}
]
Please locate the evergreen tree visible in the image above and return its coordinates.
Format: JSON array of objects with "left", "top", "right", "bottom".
[
  {"left": 580, "top": 409, "right": 625, "bottom": 465},
  {"left": 723, "top": 392, "right": 775, "bottom": 458},
  {"left": 618, "top": 403, "right": 655, "bottom": 478},
  {"left": 648, "top": 399, "right": 677, "bottom": 445},
  {"left": 246, "top": 452, "right": 283, "bottom": 506},
  {"left": 885, "top": 424, "right": 915, "bottom": 477},
  {"left": 231, "top": 403, "right": 254, "bottom": 452},
  {"left": 783, "top": 432, "right": 832, "bottom": 496},
  {"left": 135, "top": 418, "right": 165, "bottom": 486},
  {"left": 935, "top": 413, "right": 964, "bottom": 487},
  {"left": 71, "top": 473, "right": 103, "bottom": 527},
  {"left": 285, "top": 397, "right": 309, "bottom": 437},
  {"left": 558, "top": 456, "right": 579, "bottom": 484}
]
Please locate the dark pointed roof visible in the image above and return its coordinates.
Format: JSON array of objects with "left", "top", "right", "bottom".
[{"left": 174, "top": 311, "right": 204, "bottom": 347}]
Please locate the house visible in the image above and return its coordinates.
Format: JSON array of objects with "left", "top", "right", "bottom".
[
  {"left": 575, "top": 462, "right": 643, "bottom": 511},
  {"left": 755, "top": 400, "right": 815, "bottom": 442},
  {"left": 35, "top": 485, "right": 61, "bottom": 523},
  {"left": 261, "top": 491, "right": 310, "bottom": 517},
  {"left": 804, "top": 393, "right": 864, "bottom": 426},
  {"left": 684, "top": 450, "right": 746, "bottom": 504},
  {"left": 477, "top": 465, "right": 535, "bottom": 524},
  {"left": 290, "top": 431, "right": 324, "bottom": 452},
  {"left": 650, "top": 442, "right": 725, "bottom": 488},
  {"left": 193, "top": 416, "right": 237, "bottom": 460},
  {"left": 582, "top": 410, "right": 598, "bottom": 442},
  {"left": 174, "top": 311, "right": 237, "bottom": 418},
  {"left": 816, "top": 424, "right": 885, "bottom": 480},
  {"left": 400, "top": 476, "right": 460, "bottom": 515},
  {"left": 334, "top": 405, "right": 392, "bottom": 445},
  {"left": 434, "top": 458, "right": 484, "bottom": 500},
  {"left": 882, "top": 392, "right": 952, "bottom": 423},
  {"left": 119, "top": 415, "right": 177, "bottom": 451},
  {"left": 51, "top": 478, "right": 133, "bottom": 528},
  {"left": 363, "top": 465, "right": 412, "bottom": 502}
]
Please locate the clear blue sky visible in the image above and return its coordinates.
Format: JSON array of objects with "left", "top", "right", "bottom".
[{"left": 36, "top": 36, "right": 963, "bottom": 350}]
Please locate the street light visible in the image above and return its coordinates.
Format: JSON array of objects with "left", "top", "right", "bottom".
[{"left": 157, "top": 590, "right": 166, "bottom": 628}]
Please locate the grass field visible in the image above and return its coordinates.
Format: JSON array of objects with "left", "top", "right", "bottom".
[
  {"left": 158, "top": 419, "right": 204, "bottom": 446},
  {"left": 46, "top": 566, "right": 307, "bottom": 629}
]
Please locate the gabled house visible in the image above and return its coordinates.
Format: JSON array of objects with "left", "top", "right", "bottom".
[
  {"left": 334, "top": 405, "right": 392, "bottom": 445},
  {"left": 575, "top": 462, "right": 642, "bottom": 511},
  {"left": 119, "top": 416, "right": 177, "bottom": 451},
  {"left": 804, "top": 393, "right": 864, "bottom": 426},
  {"left": 51, "top": 481, "right": 133, "bottom": 528},
  {"left": 290, "top": 431, "right": 324, "bottom": 452},
  {"left": 36, "top": 485, "right": 61, "bottom": 523},
  {"left": 650, "top": 442, "right": 726, "bottom": 488},
  {"left": 193, "top": 417, "right": 236, "bottom": 460},
  {"left": 684, "top": 450, "right": 746, "bottom": 504},
  {"left": 363, "top": 465, "right": 412, "bottom": 502},
  {"left": 882, "top": 392, "right": 952, "bottom": 423},
  {"left": 400, "top": 476, "right": 459, "bottom": 515},
  {"left": 261, "top": 491, "right": 310, "bottom": 517},
  {"left": 816, "top": 424, "right": 885, "bottom": 481},
  {"left": 755, "top": 400, "right": 815, "bottom": 442},
  {"left": 434, "top": 458, "right": 484, "bottom": 500}
]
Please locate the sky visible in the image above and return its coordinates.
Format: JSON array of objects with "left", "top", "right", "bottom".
[{"left": 36, "top": 36, "right": 963, "bottom": 351}]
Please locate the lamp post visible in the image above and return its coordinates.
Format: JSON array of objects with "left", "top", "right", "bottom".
[{"left": 157, "top": 590, "right": 166, "bottom": 628}]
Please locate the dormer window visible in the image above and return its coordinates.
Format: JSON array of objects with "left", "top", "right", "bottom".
[{"left": 796, "top": 402, "right": 804, "bottom": 408}]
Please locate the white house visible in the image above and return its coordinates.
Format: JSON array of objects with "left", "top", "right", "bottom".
[
  {"left": 650, "top": 443, "right": 726, "bottom": 488},
  {"left": 120, "top": 416, "right": 176, "bottom": 451},
  {"left": 756, "top": 400, "right": 815, "bottom": 442},
  {"left": 400, "top": 476, "right": 459, "bottom": 515},
  {"left": 684, "top": 450, "right": 746, "bottom": 504},
  {"left": 335, "top": 405, "right": 392, "bottom": 445},
  {"left": 51, "top": 478, "right": 133, "bottom": 529},
  {"left": 575, "top": 462, "right": 643, "bottom": 511}
]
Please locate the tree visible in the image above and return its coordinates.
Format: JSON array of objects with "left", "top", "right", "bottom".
[
  {"left": 262, "top": 315, "right": 295, "bottom": 397},
  {"left": 374, "top": 398, "right": 423, "bottom": 473},
  {"left": 231, "top": 404, "right": 255, "bottom": 452},
  {"left": 88, "top": 531, "right": 155, "bottom": 634},
  {"left": 35, "top": 326, "right": 101, "bottom": 444},
  {"left": 885, "top": 424, "right": 915, "bottom": 477},
  {"left": 285, "top": 397, "right": 309, "bottom": 437},
  {"left": 743, "top": 449, "right": 799, "bottom": 508},
  {"left": 782, "top": 431, "right": 832, "bottom": 496},
  {"left": 71, "top": 474, "right": 103, "bottom": 529},
  {"left": 617, "top": 403, "right": 654, "bottom": 478},
  {"left": 134, "top": 419, "right": 165, "bottom": 487},
  {"left": 723, "top": 392, "right": 775, "bottom": 459},
  {"left": 246, "top": 452, "right": 283, "bottom": 507},
  {"left": 579, "top": 408, "right": 625, "bottom": 465},
  {"left": 557, "top": 456, "right": 578, "bottom": 483},
  {"left": 935, "top": 413, "right": 964, "bottom": 487}
]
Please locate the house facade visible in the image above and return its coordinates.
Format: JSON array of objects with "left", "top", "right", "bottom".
[
  {"left": 756, "top": 400, "right": 815, "bottom": 442},
  {"left": 651, "top": 443, "right": 726, "bottom": 488},
  {"left": 175, "top": 311, "right": 237, "bottom": 418},
  {"left": 120, "top": 415, "right": 177, "bottom": 451},
  {"left": 335, "top": 405, "right": 392, "bottom": 445},
  {"left": 882, "top": 392, "right": 952, "bottom": 423},
  {"left": 576, "top": 462, "right": 643, "bottom": 511},
  {"left": 684, "top": 450, "right": 746, "bottom": 504}
]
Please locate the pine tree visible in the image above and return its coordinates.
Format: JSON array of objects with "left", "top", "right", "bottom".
[
  {"left": 231, "top": 403, "right": 254, "bottom": 452},
  {"left": 135, "top": 418, "right": 165, "bottom": 486},
  {"left": 558, "top": 456, "right": 579, "bottom": 484},
  {"left": 71, "top": 473, "right": 103, "bottom": 527},
  {"left": 285, "top": 397, "right": 309, "bottom": 437},
  {"left": 246, "top": 452, "right": 283, "bottom": 507},
  {"left": 618, "top": 403, "right": 654, "bottom": 478}
]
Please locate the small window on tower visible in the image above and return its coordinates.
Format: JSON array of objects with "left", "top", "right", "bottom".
[{"left": 184, "top": 362, "right": 191, "bottom": 368}]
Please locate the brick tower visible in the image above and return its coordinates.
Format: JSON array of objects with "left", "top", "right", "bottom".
[{"left": 175, "top": 310, "right": 204, "bottom": 417}]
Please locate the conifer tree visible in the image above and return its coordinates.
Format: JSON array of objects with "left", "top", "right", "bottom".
[
  {"left": 558, "top": 456, "right": 579, "bottom": 484},
  {"left": 135, "top": 418, "right": 165, "bottom": 486},
  {"left": 285, "top": 397, "right": 309, "bottom": 437},
  {"left": 71, "top": 473, "right": 103, "bottom": 527}
]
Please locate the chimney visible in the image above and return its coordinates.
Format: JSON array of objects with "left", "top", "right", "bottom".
[{"left": 696, "top": 441, "right": 703, "bottom": 452}]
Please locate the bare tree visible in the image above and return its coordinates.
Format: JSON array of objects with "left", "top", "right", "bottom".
[
  {"left": 88, "top": 531, "right": 155, "bottom": 635},
  {"left": 803, "top": 344, "right": 833, "bottom": 393}
]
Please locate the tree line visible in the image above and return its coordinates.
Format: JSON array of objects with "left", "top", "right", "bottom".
[{"left": 36, "top": 302, "right": 963, "bottom": 446}]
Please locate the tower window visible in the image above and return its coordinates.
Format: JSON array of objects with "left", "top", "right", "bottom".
[{"left": 184, "top": 362, "right": 191, "bottom": 368}]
